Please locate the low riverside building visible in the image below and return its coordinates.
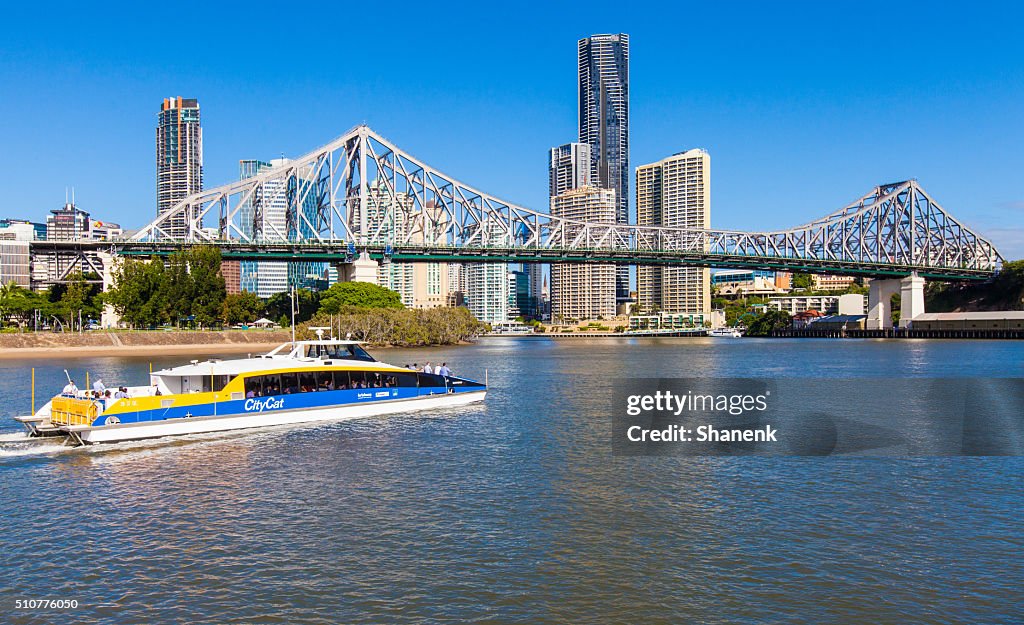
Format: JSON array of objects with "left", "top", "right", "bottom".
[
  {"left": 715, "top": 275, "right": 786, "bottom": 298},
  {"left": 768, "top": 293, "right": 865, "bottom": 316},
  {"left": 910, "top": 312, "right": 1024, "bottom": 331},
  {"left": 810, "top": 314, "right": 867, "bottom": 331},
  {"left": 792, "top": 309, "right": 824, "bottom": 328},
  {"left": 629, "top": 312, "right": 709, "bottom": 331},
  {"left": 811, "top": 274, "right": 859, "bottom": 291}
]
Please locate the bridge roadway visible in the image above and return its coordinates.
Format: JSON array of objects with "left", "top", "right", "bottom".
[{"left": 30, "top": 239, "right": 996, "bottom": 281}]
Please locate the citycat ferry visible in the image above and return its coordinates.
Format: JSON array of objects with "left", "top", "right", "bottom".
[{"left": 15, "top": 340, "right": 486, "bottom": 445}]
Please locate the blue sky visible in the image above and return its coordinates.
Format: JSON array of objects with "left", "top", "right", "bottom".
[{"left": 2, "top": 1, "right": 1023, "bottom": 258}]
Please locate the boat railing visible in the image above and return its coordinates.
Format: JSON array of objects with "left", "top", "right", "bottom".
[{"left": 50, "top": 396, "right": 99, "bottom": 427}]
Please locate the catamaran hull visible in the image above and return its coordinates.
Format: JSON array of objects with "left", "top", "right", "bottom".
[{"left": 68, "top": 391, "right": 486, "bottom": 445}]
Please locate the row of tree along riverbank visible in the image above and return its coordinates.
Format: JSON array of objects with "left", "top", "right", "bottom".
[{"left": 105, "top": 247, "right": 486, "bottom": 346}]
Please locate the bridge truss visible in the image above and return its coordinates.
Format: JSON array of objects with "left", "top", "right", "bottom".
[{"left": 130, "top": 125, "right": 1003, "bottom": 279}]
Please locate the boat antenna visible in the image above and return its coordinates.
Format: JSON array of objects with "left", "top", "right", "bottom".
[{"left": 63, "top": 368, "right": 73, "bottom": 384}]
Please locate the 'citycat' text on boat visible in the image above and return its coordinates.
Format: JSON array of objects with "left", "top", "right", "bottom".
[{"left": 14, "top": 340, "right": 486, "bottom": 445}]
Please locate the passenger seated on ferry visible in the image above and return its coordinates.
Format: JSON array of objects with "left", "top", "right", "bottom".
[
  {"left": 246, "top": 389, "right": 256, "bottom": 398},
  {"left": 114, "top": 387, "right": 129, "bottom": 399}
]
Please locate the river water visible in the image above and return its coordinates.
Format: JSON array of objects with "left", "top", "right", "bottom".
[{"left": 1, "top": 338, "right": 1021, "bottom": 624}]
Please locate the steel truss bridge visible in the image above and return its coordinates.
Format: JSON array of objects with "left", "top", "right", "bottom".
[{"left": 115, "top": 125, "right": 1002, "bottom": 280}]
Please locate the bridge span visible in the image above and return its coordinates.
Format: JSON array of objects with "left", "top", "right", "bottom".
[{"left": 31, "top": 125, "right": 1005, "bottom": 330}]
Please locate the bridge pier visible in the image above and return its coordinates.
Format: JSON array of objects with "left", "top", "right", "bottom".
[
  {"left": 97, "top": 251, "right": 121, "bottom": 329},
  {"left": 866, "top": 279, "right": 901, "bottom": 329},
  {"left": 899, "top": 273, "right": 926, "bottom": 328},
  {"left": 866, "top": 273, "right": 926, "bottom": 329},
  {"left": 337, "top": 252, "right": 379, "bottom": 285}
]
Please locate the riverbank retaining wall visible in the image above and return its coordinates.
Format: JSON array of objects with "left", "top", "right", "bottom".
[{"left": 0, "top": 330, "right": 293, "bottom": 349}]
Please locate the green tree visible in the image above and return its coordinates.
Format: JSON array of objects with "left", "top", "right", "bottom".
[
  {"left": 0, "top": 281, "right": 18, "bottom": 325},
  {"left": 265, "top": 289, "right": 320, "bottom": 325},
  {"left": 745, "top": 309, "right": 792, "bottom": 336},
  {"left": 107, "top": 257, "right": 167, "bottom": 328},
  {"left": 222, "top": 292, "right": 265, "bottom": 325},
  {"left": 0, "top": 283, "right": 50, "bottom": 327},
  {"left": 298, "top": 306, "right": 485, "bottom": 346},
  {"left": 318, "top": 282, "right": 405, "bottom": 313},
  {"left": 187, "top": 246, "right": 226, "bottom": 327},
  {"left": 54, "top": 272, "right": 87, "bottom": 327},
  {"left": 162, "top": 250, "right": 193, "bottom": 325},
  {"left": 791, "top": 273, "right": 813, "bottom": 290}
]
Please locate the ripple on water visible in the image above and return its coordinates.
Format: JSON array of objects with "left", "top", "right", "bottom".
[{"left": 1, "top": 340, "right": 1022, "bottom": 624}]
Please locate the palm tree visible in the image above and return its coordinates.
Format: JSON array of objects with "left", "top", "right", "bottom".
[{"left": 0, "top": 281, "right": 20, "bottom": 326}]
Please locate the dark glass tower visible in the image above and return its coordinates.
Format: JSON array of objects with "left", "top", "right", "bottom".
[{"left": 578, "top": 33, "right": 629, "bottom": 302}]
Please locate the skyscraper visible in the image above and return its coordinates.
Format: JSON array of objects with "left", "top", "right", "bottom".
[
  {"left": 529, "top": 142, "right": 595, "bottom": 320},
  {"left": 238, "top": 159, "right": 288, "bottom": 298},
  {"left": 578, "top": 33, "right": 629, "bottom": 302},
  {"left": 636, "top": 149, "right": 711, "bottom": 315},
  {"left": 549, "top": 142, "right": 592, "bottom": 197},
  {"left": 156, "top": 97, "right": 203, "bottom": 239},
  {"left": 549, "top": 186, "right": 617, "bottom": 321}
]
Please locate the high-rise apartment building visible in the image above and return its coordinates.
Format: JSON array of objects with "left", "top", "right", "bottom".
[
  {"left": 549, "top": 143, "right": 592, "bottom": 197},
  {"left": 355, "top": 183, "right": 454, "bottom": 308},
  {"left": 549, "top": 186, "right": 617, "bottom": 321},
  {"left": 157, "top": 97, "right": 203, "bottom": 239},
  {"left": 636, "top": 149, "right": 711, "bottom": 315},
  {"left": 579, "top": 33, "right": 629, "bottom": 302},
  {"left": 466, "top": 263, "right": 509, "bottom": 325},
  {"left": 529, "top": 142, "right": 595, "bottom": 320}
]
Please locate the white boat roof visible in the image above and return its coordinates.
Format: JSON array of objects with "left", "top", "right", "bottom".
[{"left": 152, "top": 342, "right": 405, "bottom": 377}]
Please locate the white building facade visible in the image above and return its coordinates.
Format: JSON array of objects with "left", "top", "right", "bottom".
[
  {"left": 636, "top": 149, "right": 711, "bottom": 315},
  {"left": 549, "top": 186, "right": 618, "bottom": 321}
]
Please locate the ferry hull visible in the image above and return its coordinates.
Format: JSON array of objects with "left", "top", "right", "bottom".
[{"left": 69, "top": 391, "right": 485, "bottom": 445}]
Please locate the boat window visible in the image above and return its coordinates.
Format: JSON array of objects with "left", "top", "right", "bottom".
[
  {"left": 320, "top": 344, "right": 377, "bottom": 362},
  {"left": 332, "top": 371, "right": 350, "bottom": 390},
  {"left": 281, "top": 373, "right": 299, "bottom": 394},
  {"left": 316, "top": 371, "right": 334, "bottom": 391},
  {"left": 262, "top": 375, "right": 281, "bottom": 396},
  {"left": 418, "top": 373, "right": 448, "bottom": 388},
  {"left": 392, "top": 372, "right": 418, "bottom": 388},
  {"left": 213, "top": 375, "right": 234, "bottom": 392},
  {"left": 245, "top": 376, "right": 264, "bottom": 397},
  {"left": 299, "top": 372, "right": 317, "bottom": 393},
  {"left": 351, "top": 345, "right": 376, "bottom": 361},
  {"left": 349, "top": 371, "right": 367, "bottom": 388}
]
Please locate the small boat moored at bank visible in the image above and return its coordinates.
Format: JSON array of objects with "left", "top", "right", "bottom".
[{"left": 709, "top": 328, "right": 744, "bottom": 338}]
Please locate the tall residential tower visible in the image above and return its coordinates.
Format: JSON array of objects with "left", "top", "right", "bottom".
[
  {"left": 636, "top": 149, "right": 711, "bottom": 315},
  {"left": 527, "top": 142, "right": 594, "bottom": 320},
  {"left": 578, "top": 33, "right": 629, "bottom": 302},
  {"left": 156, "top": 97, "right": 203, "bottom": 239},
  {"left": 549, "top": 186, "right": 618, "bottom": 321}
]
